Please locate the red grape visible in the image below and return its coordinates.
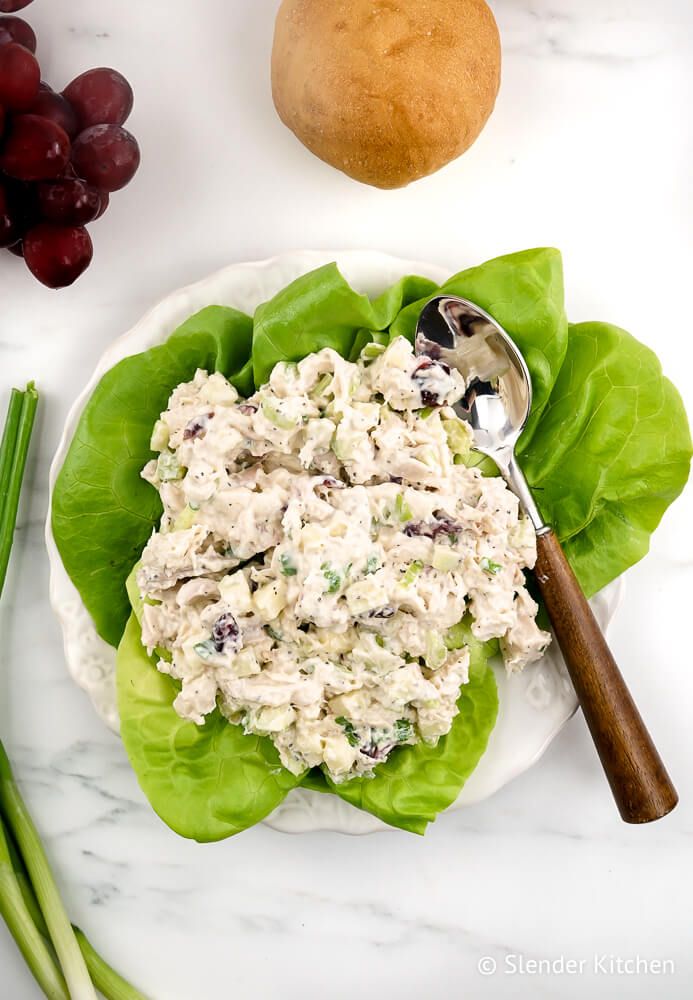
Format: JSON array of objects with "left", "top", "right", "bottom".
[
  {"left": 37, "top": 177, "right": 102, "bottom": 225},
  {"left": 28, "top": 90, "right": 78, "bottom": 138},
  {"left": 0, "top": 115, "right": 70, "bottom": 180},
  {"left": 0, "top": 41, "right": 39, "bottom": 110},
  {"left": 0, "top": 1, "right": 34, "bottom": 12},
  {"left": 0, "top": 180, "right": 18, "bottom": 245},
  {"left": 0, "top": 102, "right": 4, "bottom": 136},
  {"left": 7, "top": 238, "right": 22, "bottom": 255},
  {"left": 2, "top": 176, "right": 38, "bottom": 231},
  {"left": 71, "top": 124, "right": 139, "bottom": 191},
  {"left": 0, "top": 15, "right": 35, "bottom": 51},
  {"left": 63, "top": 67, "right": 133, "bottom": 128},
  {"left": 93, "top": 188, "right": 109, "bottom": 219},
  {"left": 24, "top": 222, "right": 92, "bottom": 288}
]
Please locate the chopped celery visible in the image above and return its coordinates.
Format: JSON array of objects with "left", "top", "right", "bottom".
[
  {"left": 480, "top": 557, "right": 502, "bottom": 575},
  {"left": 156, "top": 451, "right": 183, "bottom": 482},
  {"left": 425, "top": 631, "right": 448, "bottom": 669},
  {"left": 260, "top": 399, "right": 297, "bottom": 430},
  {"left": 172, "top": 505, "right": 197, "bottom": 531},
  {"left": 193, "top": 640, "right": 216, "bottom": 661},
  {"left": 360, "top": 342, "right": 386, "bottom": 361},
  {"left": 394, "top": 493, "right": 413, "bottom": 522},
  {"left": 310, "top": 373, "right": 333, "bottom": 397},
  {"left": 401, "top": 560, "right": 424, "bottom": 587},
  {"left": 443, "top": 417, "right": 472, "bottom": 457},
  {"left": 149, "top": 419, "right": 169, "bottom": 451},
  {"left": 431, "top": 545, "right": 459, "bottom": 572}
]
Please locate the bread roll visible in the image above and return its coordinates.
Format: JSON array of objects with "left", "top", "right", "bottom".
[{"left": 271, "top": 0, "right": 501, "bottom": 188}]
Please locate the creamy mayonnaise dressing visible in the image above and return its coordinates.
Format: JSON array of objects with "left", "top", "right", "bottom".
[{"left": 136, "top": 337, "right": 550, "bottom": 781}]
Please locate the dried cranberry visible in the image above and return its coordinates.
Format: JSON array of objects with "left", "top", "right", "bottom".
[
  {"left": 412, "top": 357, "right": 452, "bottom": 408},
  {"left": 211, "top": 613, "right": 240, "bottom": 653},
  {"left": 365, "top": 606, "right": 395, "bottom": 620},
  {"left": 183, "top": 412, "right": 213, "bottom": 440},
  {"left": 404, "top": 515, "right": 463, "bottom": 540},
  {"left": 360, "top": 742, "right": 393, "bottom": 761}
]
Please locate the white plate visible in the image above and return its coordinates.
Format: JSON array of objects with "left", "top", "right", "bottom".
[{"left": 46, "top": 250, "right": 623, "bottom": 835}]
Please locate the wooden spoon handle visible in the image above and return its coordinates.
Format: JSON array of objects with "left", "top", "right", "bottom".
[{"left": 534, "top": 528, "right": 677, "bottom": 823}]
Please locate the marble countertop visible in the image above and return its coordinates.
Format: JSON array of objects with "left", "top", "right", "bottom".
[{"left": 1, "top": 1, "right": 692, "bottom": 997}]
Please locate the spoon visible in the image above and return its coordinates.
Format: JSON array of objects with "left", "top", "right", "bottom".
[{"left": 415, "top": 294, "right": 678, "bottom": 823}]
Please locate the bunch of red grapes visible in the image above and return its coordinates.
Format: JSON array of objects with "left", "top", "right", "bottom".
[{"left": 0, "top": 0, "right": 140, "bottom": 288}]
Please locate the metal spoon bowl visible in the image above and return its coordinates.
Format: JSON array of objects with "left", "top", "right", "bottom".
[{"left": 415, "top": 295, "right": 543, "bottom": 530}]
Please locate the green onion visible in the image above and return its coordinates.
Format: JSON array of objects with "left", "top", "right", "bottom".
[
  {"left": 73, "top": 929, "right": 150, "bottom": 1000},
  {"left": 321, "top": 562, "right": 342, "bottom": 594},
  {"left": 480, "top": 557, "right": 502, "bottom": 575},
  {"left": 6, "top": 825, "right": 148, "bottom": 1000},
  {"left": 0, "top": 384, "right": 37, "bottom": 595},
  {"left": 335, "top": 717, "right": 360, "bottom": 747},
  {"left": 0, "top": 816, "right": 69, "bottom": 1000},
  {"left": 0, "top": 742, "right": 97, "bottom": 999},
  {"left": 394, "top": 719, "right": 414, "bottom": 743},
  {"left": 0, "top": 390, "right": 23, "bottom": 517},
  {"left": 279, "top": 553, "right": 297, "bottom": 576},
  {"left": 365, "top": 554, "right": 379, "bottom": 575},
  {"left": 0, "top": 385, "right": 147, "bottom": 999}
]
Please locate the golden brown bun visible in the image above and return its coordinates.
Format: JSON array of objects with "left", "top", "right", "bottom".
[{"left": 271, "top": 0, "right": 501, "bottom": 189}]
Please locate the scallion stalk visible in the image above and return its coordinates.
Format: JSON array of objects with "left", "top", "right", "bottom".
[
  {"left": 6, "top": 824, "right": 150, "bottom": 1000},
  {"left": 0, "top": 741, "right": 97, "bottom": 1000},
  {"left": 73, "top": 929, "right": 150, "bottom": 1000},
  {"left": 0, "top": 816, "right": 69, "bottom": 1000},
  {"left": 0, "top": 389, "right": 24, "bottom": 518},
  {"left": 0, "top": 383, "right": 149, "bottom": 999},
  {"left": 0, "top": 383, "right": 38, "bottom": 594}
]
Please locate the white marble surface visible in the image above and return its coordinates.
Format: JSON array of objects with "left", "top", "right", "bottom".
[{"left": 1, "top": 1, "right": 692, "bottom": 997}]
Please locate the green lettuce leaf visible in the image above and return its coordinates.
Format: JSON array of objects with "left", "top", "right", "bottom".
[
  {"left": 52, "top": 306, "right": 253, "bottom": 647},
  {"left": 519, "top": 322, "right": 692, "bottom": 596},
  {"left": 321, "top": 625, "right": 498, "bottom": 834},
  {"left": 117, "top": 614, "right": 302, "bottom": 841},
  {"left": 252, "top": 263, "right": 437, "bottom": 385}
]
